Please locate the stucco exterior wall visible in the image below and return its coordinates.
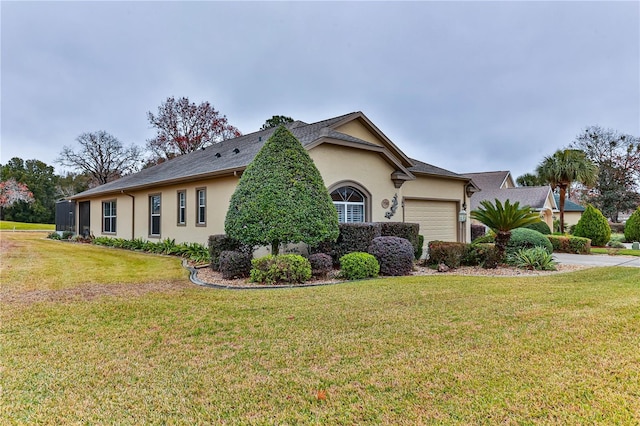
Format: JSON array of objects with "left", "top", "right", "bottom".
[{"left": 333, "top": 120, "right": 384, "bottom": 147}]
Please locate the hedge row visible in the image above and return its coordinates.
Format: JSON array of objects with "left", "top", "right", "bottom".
[{"left": 546, "top": 235, "right": 591, "bottom": 254}]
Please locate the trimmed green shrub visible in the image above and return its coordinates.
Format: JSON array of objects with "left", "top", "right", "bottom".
[
  {"left": 250, "top": 254, "right": 312, "bottom": 285},
  {"left": 523, "top": 221, "right": 551, "bottom": 235},
  {"left": 472, "top": 233, "right": 495, "bottom": 244},
  {"left": 624, "top": 208, "right": 640, "bottom": 242},
  {"left": 573, "top": 204, "right": 611, "bottom": 246},
  {"left": 463, "top": 243, "right": 500, "bottom": 269},
  {"left": 219, "top": 250, "right": 252, "bottom": 280},
  {"left": 208, "top": 234, "right": 250, "bottom": 271},
  {"left": 508, "top": 247, "right": 557, "bottom": 271},
  {"left": 225, "top": 126, "right": 339, "bottom": 255},
  {"left": 546, "top": 235, "right": 591, "bottom": 254},
  {"left": 326, "top": 223, "right": 382, "bottom": 264},
  {"left": 380, "top": 222, "right": 420, "bottom": 258},
  {"left": 427, "top": 241, "right": 467, "bottom": 269},
  {"left": 62, "top": 230, "right": 74, "bottom": 240},
  {"left": 367, "top": 236, "right": 414, "bottom": 276},
  {"left": 506, "top": 228, "right": 553, "bottom": 255},
  {"left": 47, "top": 232, "right": 62, "bottom": 240},
  {"left": 339, "top": 252, "right": 379, "bottom": 280},
  {"left": 471, "top": 224, "right": 486, "bottom": 242},
  {"left": 415, "top": 235, "right": 425, "bottom": 260},
  {"left": 307, "top": 253, "right": 333, "bottom": 278}
]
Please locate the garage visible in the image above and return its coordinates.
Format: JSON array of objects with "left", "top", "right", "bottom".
[{"left": 403, "top": 199, "right": 459, "bottom": 249}]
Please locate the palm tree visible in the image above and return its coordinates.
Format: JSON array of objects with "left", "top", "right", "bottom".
[
  {"left": 471, "top": 199, "right": 541, "bottom": 261},
  {"left": 536, "top": 149, "right": 598, "bottom": 233}
]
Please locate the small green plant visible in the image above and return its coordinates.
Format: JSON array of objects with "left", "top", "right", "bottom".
[
  {"left": 339, "top": 252, "right": 379, "bottom": 280},
  {"left": 47, "top": 231, "right": 61, "bottom": 240},
  {"left": 250, "top": 254, "right": 312, "bottom": 285},
  {"left": 508, "top": 246, "right": 557, "bottom": 271},
  {"left": 607, "top": 240, "right": 626, "bottom": 249},
  {"left": 506, "top": 228, "right": 553, "bottom": 255},
  {"left": 573, "top": 204, "right": 611, "bottom": 246}
]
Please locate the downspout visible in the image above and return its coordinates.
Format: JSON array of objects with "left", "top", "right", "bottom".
[{"left": 122, "top": 191, "right": 135, "bottom": 239}]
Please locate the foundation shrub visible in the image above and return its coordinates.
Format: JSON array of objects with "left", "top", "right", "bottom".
[
  {"left": 573, "top": 204, "right": 611, "bottom": 246},
  {"left": 463, "top": 243, "right": 500, "bottom": 269},
  {"left": 307, "top": 253, "right": 333, "bottom": 278},
  {"left": 250, "top": 254, "right": 311, "bottom": 285},
  {"left": 523, "top": 221, "right": 552, "bottom": 235},
  {"left": 367, "top": 236, "right": 414, "bottom": 276},
  {"left": 339, "top": 252, "right": 379, "bottom": 280},
  {"left": 427, "top": 241, "right": 467, "bottom": 269},
  {"left": 323, "top": 223, "right": 382, "bottom": 264},
  {"left": 624, "top": 208, "right": 640, "bottom": 242},
  {"left": 415, "top": 235, "right": 425, "bottom": 260},
  {"left": 506, "top": 228, "right": 553, "bottom": 255},
  {"left": 471, "top": 224, "right": 486, "bottom": 242},
  {"left": 219, "top": 250, "right": 252, "bottom": 280},
  {"left": 380, "top": 222, "right": 420, "bottom": 259},
  {"left": 208, "top": 234, "right": 250, "bottom": 271},
  {"left": 546, "top": 235, "right": 591, "bottom": 254}
]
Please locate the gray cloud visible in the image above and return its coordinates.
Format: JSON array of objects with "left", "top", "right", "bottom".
[{"left": 2, "top": 1, "right": 638, "bottom": 180}]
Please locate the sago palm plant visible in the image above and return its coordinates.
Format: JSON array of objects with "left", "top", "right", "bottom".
[{"left": 471, "top": 199, "right": 541, "bottom": 261}]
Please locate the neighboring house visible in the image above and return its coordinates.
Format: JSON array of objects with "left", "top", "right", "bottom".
[
  {"left": 69, "top": 111, "right": 478, "bottom": 252},
  {"left": 553, "top": 194, "right": 585, "bottom": 228},
  {"left": 462, "top": 171, "right": 557, "bottom": 230}
]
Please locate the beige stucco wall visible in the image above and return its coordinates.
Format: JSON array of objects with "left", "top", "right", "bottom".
[
  {"left": 333, "top": 120, "right": 384, "bottom": 147},
  {"left": 77, "top": 143, "right": 470, "bottom": 245},
  {"left": 563, "top": 211, "right": 583, "bottom": 228}
]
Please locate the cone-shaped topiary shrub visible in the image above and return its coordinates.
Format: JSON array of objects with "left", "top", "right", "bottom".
[
  {"left": 624, "top": 207, "right": 640, "bottom": 242},
  {"left": 573, "top": 204, "right": 611, "bottom": 247},
  {"left": 225, "top": 126, "right": 339, "bottom": 255},
  {"left": 367, "top": 236, "right": 414, "bottom": 276}
]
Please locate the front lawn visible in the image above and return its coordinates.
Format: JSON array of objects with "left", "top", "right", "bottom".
[
  {"left": 0, "top": 220, "right": 55, "bottom": 231},
  {"left": 2, "top": 233, "right": 639, "bottom": 424}
]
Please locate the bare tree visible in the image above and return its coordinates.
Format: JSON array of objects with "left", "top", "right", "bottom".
[
  {"left": 146, "top": 96, "right": 241, "bottom": 163},
  {"left": 57, "top": 131, "right": 142, "bottom": 187}
]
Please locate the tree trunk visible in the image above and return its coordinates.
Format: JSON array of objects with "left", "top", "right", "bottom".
[
  {"left": 559, "top": 185, "right": 567, "bottom": 234},
  {"left": 494, "top": 231, "right": 511, "bottom": 262},
  {"left": 271, "top": 240, "right": 280, "bottom": 256}
]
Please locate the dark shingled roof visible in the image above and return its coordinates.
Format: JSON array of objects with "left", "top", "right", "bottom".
[
  {"left": 554, "top": 194, "right": 585, "bottom": 212},
  {"left": 462, "top": 171, "right": 555, "bottom": 211},
  {"left": 71, "top": 111, "right": 469, "bottom": 199}
]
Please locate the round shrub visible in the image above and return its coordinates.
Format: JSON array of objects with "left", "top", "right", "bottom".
[
  {"left": 307, "top": 253, "right": 333, "bottom": 278},
  {"left": 339, "top": 252, "right": 379, "bottom": 280},
  {"left": 367, "top": 236, "right": 414, "bottom": 276},
  {"left": 219, "top": 250, "right": 252, "bottom": 279},
  {"left": 506, "top": 228, "right": 553, "bottom": 255},
  {"left": 250, "top": 254, "right": 311, "bottom": 285},
  {"left": 624, "top": 207, "right": 640, "bottom": 242},
  {"left": 573, "top": 204, "right": 611, "bottom": 246},
  {"left": 523, "top": 221, "right": 551, "bottom": 235},
  {"left": 473, "top": 233, "right": 495, "bottom": 244}
]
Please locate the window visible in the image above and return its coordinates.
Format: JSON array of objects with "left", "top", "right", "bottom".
[
  {"left": 102, "top": 200, "right": 116, "bottom": 233},
  {"left": 331, "top": 186, "right": 365, "bottom": 223},
  {"left": 177, "top": 190, "right": 186, "bottom": 225},
  {"left": 149, "top": 194, "right": 161, "bottom": 236},
  {"left": 196, "top": 188, "right": 206, "bottom": 225}
]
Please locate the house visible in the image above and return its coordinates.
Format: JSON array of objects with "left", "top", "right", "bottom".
[
  {"left": 69, "top": 112, "right": 478, "bottom": 252},
  {"left": 553, "top": 194, "right": 585, "bottom": 228},
  {"left": 462, "top": 171, "right": 557, "bottom": 230}
]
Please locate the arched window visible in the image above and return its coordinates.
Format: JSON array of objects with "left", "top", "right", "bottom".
[{"left": 331, "top": 186, "right": 365, "bottom": 223}]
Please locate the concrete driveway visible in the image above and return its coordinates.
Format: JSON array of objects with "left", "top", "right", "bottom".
[{"left": 554, "top": 252, "right": 640, "bottom": 268}]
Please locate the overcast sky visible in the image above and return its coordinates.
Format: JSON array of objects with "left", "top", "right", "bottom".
[{"left": 2, "top": 1, "right": 639, "bottom": 181}]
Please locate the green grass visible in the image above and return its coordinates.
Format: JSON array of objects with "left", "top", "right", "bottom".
[
  {"left": 2, "top": 233, "right": 639, "bottom": 424},
  {"left": 0, "top": 220, "right": 55, "bottom": 230},
  {"left": 591, "top": 247, "right": 640, "bottom": 256}
]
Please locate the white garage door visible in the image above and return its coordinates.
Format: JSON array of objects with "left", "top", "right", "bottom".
[{"left": 404, "top": 200, "right": 458, "bottom": 248}]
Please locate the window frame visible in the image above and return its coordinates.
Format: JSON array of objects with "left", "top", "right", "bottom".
[
  {"left": 330, "top": 185, "right": 367, "bottom": 223},
  {"left": 196, "top": 187, "right": 206, "bottom": 226},
  {"left": 177, "top": 190, "right": 186, "bottom": 226},
  {"left": 102, "top": 200, "right": 117, "bottom": 234},
  {"left": 149, "top": 193, "right": 161, "bottom": 237}
]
